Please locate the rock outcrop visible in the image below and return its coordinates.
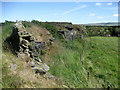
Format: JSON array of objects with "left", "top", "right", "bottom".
[
  {"left": 12, "top": 21, "right": 50, "bottom": 74},
  {"left": 47, "top": 22, "right": 84, "bottom": 40},
  {"left": 59, "top": 30, "right": 77, "bottom": 40}
]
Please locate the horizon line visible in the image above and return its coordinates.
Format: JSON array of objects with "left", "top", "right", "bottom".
[{"left": 0, "top": 20, "right": 119, "bottom": 24}]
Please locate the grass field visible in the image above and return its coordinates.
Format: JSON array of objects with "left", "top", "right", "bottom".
[{"left": 46, "top": 37, "right": 118, "bottom": 88}]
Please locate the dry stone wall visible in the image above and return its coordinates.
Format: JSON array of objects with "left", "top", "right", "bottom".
[{"left": 13, "top": 21, "right": 50, "bottom": 74}]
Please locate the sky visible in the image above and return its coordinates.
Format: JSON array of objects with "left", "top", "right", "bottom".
[{"left": 2, "top": 2, "right": 119, "bottom": 24}]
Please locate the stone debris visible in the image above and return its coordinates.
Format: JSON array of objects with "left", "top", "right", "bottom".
[
  {"left": 32, "top": 63, "right": 50, "bottom": 73},
  {"left": 12, "top": 21, "right": 50, "bottom": 74}
]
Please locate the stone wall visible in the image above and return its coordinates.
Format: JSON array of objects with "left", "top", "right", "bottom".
[{"left": 12, "top": 21, "right": 50, "bottom": 74}]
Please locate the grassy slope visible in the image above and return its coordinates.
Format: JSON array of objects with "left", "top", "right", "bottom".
[
  {"left": 46, "top": 37, "right": 118, "bottom": 88},
  {"left": 2, "top": 51, "right": 60, "bottom": 88},
  {"left": 1, "top": 22, "right": 60, "bottom": 88},
  {"left": 1, "top": 22, "right": 118, "bottom": 88},
  {"left": 1, "top": 23, "right": 60, "bottom": 88}
]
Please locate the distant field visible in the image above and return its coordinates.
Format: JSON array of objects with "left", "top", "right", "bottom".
[{"left": 46, "top": 37, "right": 118, "bottom": 88}]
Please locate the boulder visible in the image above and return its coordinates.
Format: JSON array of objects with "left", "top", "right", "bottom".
[{"left": 32, "top": 63, "right": 50, "bottom": 73}]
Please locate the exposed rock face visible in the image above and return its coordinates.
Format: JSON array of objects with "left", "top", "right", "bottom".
[
  {"left": 47, "top": 22, "right": 86, "bottom": 40},
  {"left": 59, "top": 30, "right": 77, "bottom": 40},
  {"left": 52, "top": 23, "right": 82, "bottom": 40},
  {"left": 12, "top": 21, "right": 50, "bottom": 74}
]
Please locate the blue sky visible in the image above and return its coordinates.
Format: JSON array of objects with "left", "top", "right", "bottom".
[{"left": 2, "top": 2, "right": 118, "bottom": 24}]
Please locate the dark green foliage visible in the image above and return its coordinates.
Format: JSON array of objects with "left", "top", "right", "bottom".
[
  {"left": 2, "top": 21, "right": 15, "bottom": 42},
  {"left": 2, "top": 21, "right": 16, "bottom": 53},
  {"left": 85, "top": 26, "right": 120, "bottom": 36}
]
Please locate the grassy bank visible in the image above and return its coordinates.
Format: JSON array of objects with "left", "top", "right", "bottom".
[{"left": 46, "top": 37, "right": 118, "bottom": 88}]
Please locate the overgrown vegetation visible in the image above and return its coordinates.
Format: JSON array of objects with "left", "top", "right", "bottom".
[
  {"left": 85, "top": 26, "right": 120, "bottom": 36},
  {"left": 1, "top": 21, "right": 119, "bottom": 88},
  {"left": 2, "top": 21, "right": 15, "bottom": 43},
  {"left": 46, "top": 37, "right": 118, "bottom": 88}
]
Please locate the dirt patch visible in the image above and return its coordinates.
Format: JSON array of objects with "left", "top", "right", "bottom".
[{"left": 26, "top": 25, "right": 53, "bottom": 42}]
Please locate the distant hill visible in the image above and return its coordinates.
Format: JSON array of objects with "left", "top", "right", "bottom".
[{"left": 80, "top": 22, "right": 119, "bottom": 26}]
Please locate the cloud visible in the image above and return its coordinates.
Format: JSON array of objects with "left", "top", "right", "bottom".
[
  {"left": 96, "top": 3, "right": 102, "bottom": 6},
  {"left": 113, "top": 14, "right": 119, "bottom": 16},
  {"left": 107, "top": 3, "right": 112, "bottom": 5},
  {"left": 63, "top": 5, "right": 87, "bottom": 15},
  {"left": 97, "top": 16, "right": 104, "bottom": 18},
  {"left": 89, "top": 13, "right": 95, "bottom": 16}
]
